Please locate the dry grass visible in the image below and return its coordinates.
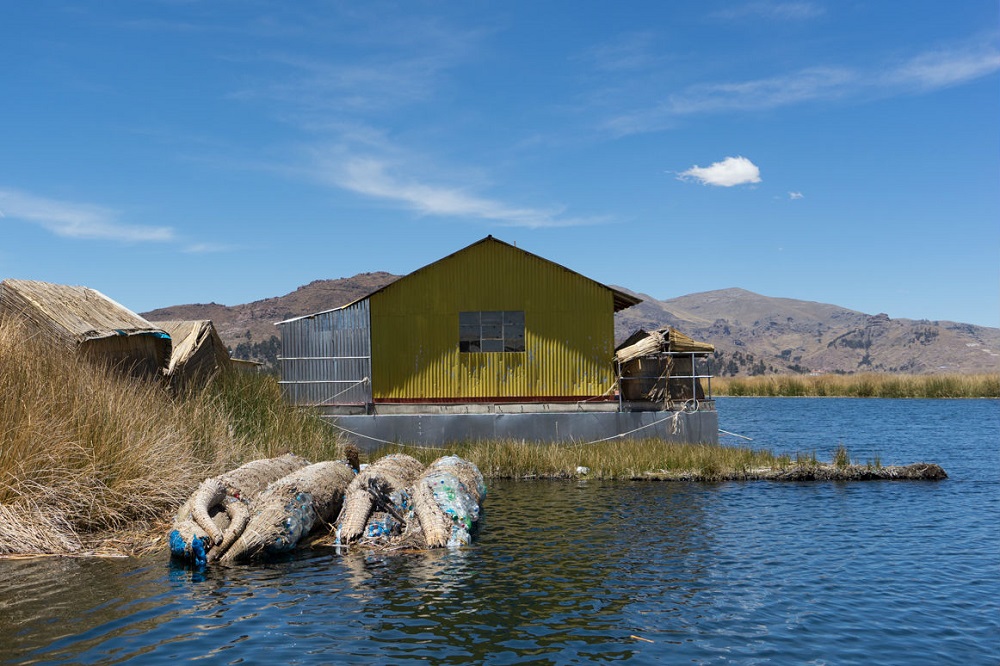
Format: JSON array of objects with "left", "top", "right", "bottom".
[
  {"left": 0, "top": 317, "right": 345, "bottom": 557},
  {"left": 711, "top": 373, "right": 1000, "bottom": 398}
]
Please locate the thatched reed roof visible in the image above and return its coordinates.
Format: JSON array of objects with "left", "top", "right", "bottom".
[
  {"left": 0, "top": 279, "right": 163, "bottom": 344},
  {"left": 0, "top": 279, "right": 171, "bottom": 377},
  {"left": 153, "top": 320, "right": 232, "bottom": 381},
  {"left": 615, "top": 327, "right": 715, "bottom": 364}
]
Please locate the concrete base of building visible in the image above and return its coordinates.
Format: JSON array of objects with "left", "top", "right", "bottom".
[{"left": 322, "top": 407, "right": 719, "bottom": 452}]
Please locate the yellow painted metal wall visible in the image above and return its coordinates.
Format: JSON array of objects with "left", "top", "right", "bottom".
[{"left": 370, "top": 239, "right": 616, "bottom": 400}]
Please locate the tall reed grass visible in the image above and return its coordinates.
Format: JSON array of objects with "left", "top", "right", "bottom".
[
  {"left": 711, "top": 373, "right": 999, "bottom": 398},
  {"left": 0, "top": 317, "right": 344, "bottom": 556}
]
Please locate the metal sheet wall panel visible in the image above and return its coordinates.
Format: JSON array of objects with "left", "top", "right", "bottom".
[
  {"left": 369, "top": 241, "right": 615, "bottom": 400},
  {"left": 278, "top": 300, "right": 372, "bottom": 406}
]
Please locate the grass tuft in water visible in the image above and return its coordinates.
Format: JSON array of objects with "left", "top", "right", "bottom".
[{"left": 833, "top": 444, "right": 851, "bottom": 469}]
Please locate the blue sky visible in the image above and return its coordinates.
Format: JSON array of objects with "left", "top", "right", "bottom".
[{"left": 2, "top": 1, "right": 998, "bottom": 327}]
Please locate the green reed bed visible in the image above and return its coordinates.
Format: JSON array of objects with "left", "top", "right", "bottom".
[
  {"left": 377, "top": 438, "right": 947, "bottom": 483},
  {"left": 374, "top": 438, "right": 805, "bottom": 482},
  {"left": 712, "top": 373, "right": 1000, "bottom": 398},
  {"left": 0, "top": 318, "right": 344, "bottom": 557}
]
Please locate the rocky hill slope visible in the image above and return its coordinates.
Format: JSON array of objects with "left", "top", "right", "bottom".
[
  {"left": 614, "top": 287, "right": 999, "bottom": 375},
  {"left": 143, "top": 278, "right": 999, "bottom": 376}
]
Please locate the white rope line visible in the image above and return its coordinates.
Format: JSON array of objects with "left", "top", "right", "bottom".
[
  {"left": 322, "top": 418, "right": 450, "bottom": 450},
  {"left": 318, "top": 377, "right": 370, "bottom": 406},
  {"left": 569, "top": 411, "right": 683, "bottom": 447},
  {"left": 575, "top": 380, "right": 619, "bottom": 404},
  {"left": 718, "top": 428, "right": 753, "bottom": 441},
  {"left": 322, "top": 419, "right": 398, "bottom": 446}
]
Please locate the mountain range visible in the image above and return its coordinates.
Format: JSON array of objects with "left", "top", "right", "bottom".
[{"left": 141, "top": 274, "right": 1000, "bottom": 376}]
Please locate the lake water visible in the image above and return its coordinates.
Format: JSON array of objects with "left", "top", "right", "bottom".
[{"left": 2, "top": 398, "right": 998, "bottom": 664}]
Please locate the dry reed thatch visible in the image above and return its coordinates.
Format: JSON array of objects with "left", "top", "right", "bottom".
[
  {"left": 410, "top": 477, "right": 450, "bottom": 548},
  {"left": 153, "top": 320, "right": 231, "bottom": 390},
  {"left": 169, "top": 453, "right": 310, "bottom": 563},
  {"left": 334, "top": 454, "right": 425, "bottom": 545},
  {"left": 615, "top": 328, "right": 713, "bottom": 403},
  {"left": 615, "top": 327, "right": 714, "bottom": 365},
  {"left": 0, "top": 279, "right": 170, "bottom": 379},
  {"left": 219, "top": 460, "right": 355, "bottom": 563},
  {"left": 213, "top": 453, "right": 311, "bottom": 500},
  {"left": 0, "top": 504, "right": 82, "bottom": 556},
  {"left": 766, "top": 463, "right": 948, "bottom": 481}
]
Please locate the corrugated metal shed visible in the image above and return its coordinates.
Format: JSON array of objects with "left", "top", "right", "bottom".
[
  {"left": 370, "top": 237, "right": 622, "bottom": 400},
  {"left": 278, "top": 236, "right": 641, "bottom": 406},
  {"left": 277, "top": 299, "right": 372, "bottom": 406},
  {"left": 0, "top": 279, "right": 170, "bottom": 379},
  {"left": 153, "top": 320, "right": 231, "bottom": 389}
]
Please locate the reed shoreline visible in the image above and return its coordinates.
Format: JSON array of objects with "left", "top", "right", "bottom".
[
  {"left": 710, "top": 373, "right": 999, "bottom": 398},
  {"left": 0, "top": 317, "right": 950, "bottom": 559}
]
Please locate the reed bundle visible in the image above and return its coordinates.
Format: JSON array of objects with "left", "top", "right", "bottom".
[{"left": 334, "top": 454, "right": 424, "bottom": 544}]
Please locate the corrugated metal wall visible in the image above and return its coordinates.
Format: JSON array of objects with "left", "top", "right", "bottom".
[
  {"left": 369, "top": 240, "right": 615, "bottom": 400},
  {"left": 278, "top": 300, "right": 372, "bottom": 406}
]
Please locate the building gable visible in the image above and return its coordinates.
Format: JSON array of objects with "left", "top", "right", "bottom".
[{"left": 368, "top": 236, "right": 631, "bottom": 401}]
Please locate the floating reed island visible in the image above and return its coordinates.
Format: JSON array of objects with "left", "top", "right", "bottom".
[{"left": 370, "top": 440, "right": 947, "bottom": 483}]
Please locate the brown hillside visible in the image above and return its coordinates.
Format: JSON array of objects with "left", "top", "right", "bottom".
[
  {"left": 142, "top": 272, "right": 399, "bottom": 352},
  {"left": 143, "top": 277, "right": 999, "bottom": 376},
  {"left": 615, "top": 287, "right": 1000, "bottom": 375}
]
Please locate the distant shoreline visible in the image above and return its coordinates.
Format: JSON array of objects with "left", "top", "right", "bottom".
[{"left": 710, "top": 372, "right": 999, "bottom": 398}]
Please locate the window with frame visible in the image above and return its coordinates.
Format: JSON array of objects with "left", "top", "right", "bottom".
[{"left": 459, "top": 310, "right": 525, "bottom": 353}]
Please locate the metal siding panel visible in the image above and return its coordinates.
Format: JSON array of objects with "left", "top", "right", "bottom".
[
  {"left": 370, "top": 241, "right": 615, "bottom": 400},
  {"left": 278, "top": 300, "right": 372, "bottom": 405}
]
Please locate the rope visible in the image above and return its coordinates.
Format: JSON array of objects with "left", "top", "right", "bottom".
[
  {"left": 322, "top": 418, "right": 450, "bottom": 451},
  {"left": 718, "top": 428, "right": 753, "bottom": 441},
  {"left": 575, "top": 380, "right": 619, "bottom": 404},
  {"left": 322, "top": 419, "right": 398, "bottom": 446},
  {"left": 318, "top": 377, "right": 370, "bottom": 406},
  {"left": 568, "top": 411, "right": 683, "bottom": 447}
]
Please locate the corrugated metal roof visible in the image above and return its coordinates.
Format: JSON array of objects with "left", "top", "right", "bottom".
[{"left": 275, "top": 235, "right": 641, "bottom": 324}]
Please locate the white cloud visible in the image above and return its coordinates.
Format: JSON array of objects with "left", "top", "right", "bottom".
[
  {"left": 323, "top": 155, "right": 595, "bottom": 228},
  {"left": 670, "top": 67, "right": 856, "bottom": 115},
  {"left": 605, "top": 40, "right": 1000, "bottom": 136},
  {"left": 678, "top": 156, "right": 762, "bottom": 187},
  {"left": 183, "top": 242, "right": 239, "bottom": 253},
  {"left": 712, "top": 2, "right": 825, "bottom": 21},
  {"left": 886, "top": 45, "right": 1000, "bottom": 90},
  {"left": 0, "top": 188, "right": 174, "bottom": 242},
  {"left": 582, "top": 32, "right": 662, "bottom": 72},
  {"left": 789, "top": 191, "right": 804, "bottom": 200}
]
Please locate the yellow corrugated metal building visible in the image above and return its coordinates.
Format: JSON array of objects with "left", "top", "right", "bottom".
[
  {"left": 277, "top": 238, "right": 725, "bottom": 444},
  {"left": 277, "top": 236, "right": 640, "bottom": 406},
  {"left": 337, "top": 236, "right": 638, "bottom": 404}
]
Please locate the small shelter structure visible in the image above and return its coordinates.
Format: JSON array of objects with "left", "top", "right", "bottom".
[
  {"left": 615, "top": 327, "right": 715, "bottom": 407},
  {"left": 153, "top": 320, "right": 231, "bottom": 389},
  {"left": 0, "top": 279, "right": 170, "bottom": 379}
]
